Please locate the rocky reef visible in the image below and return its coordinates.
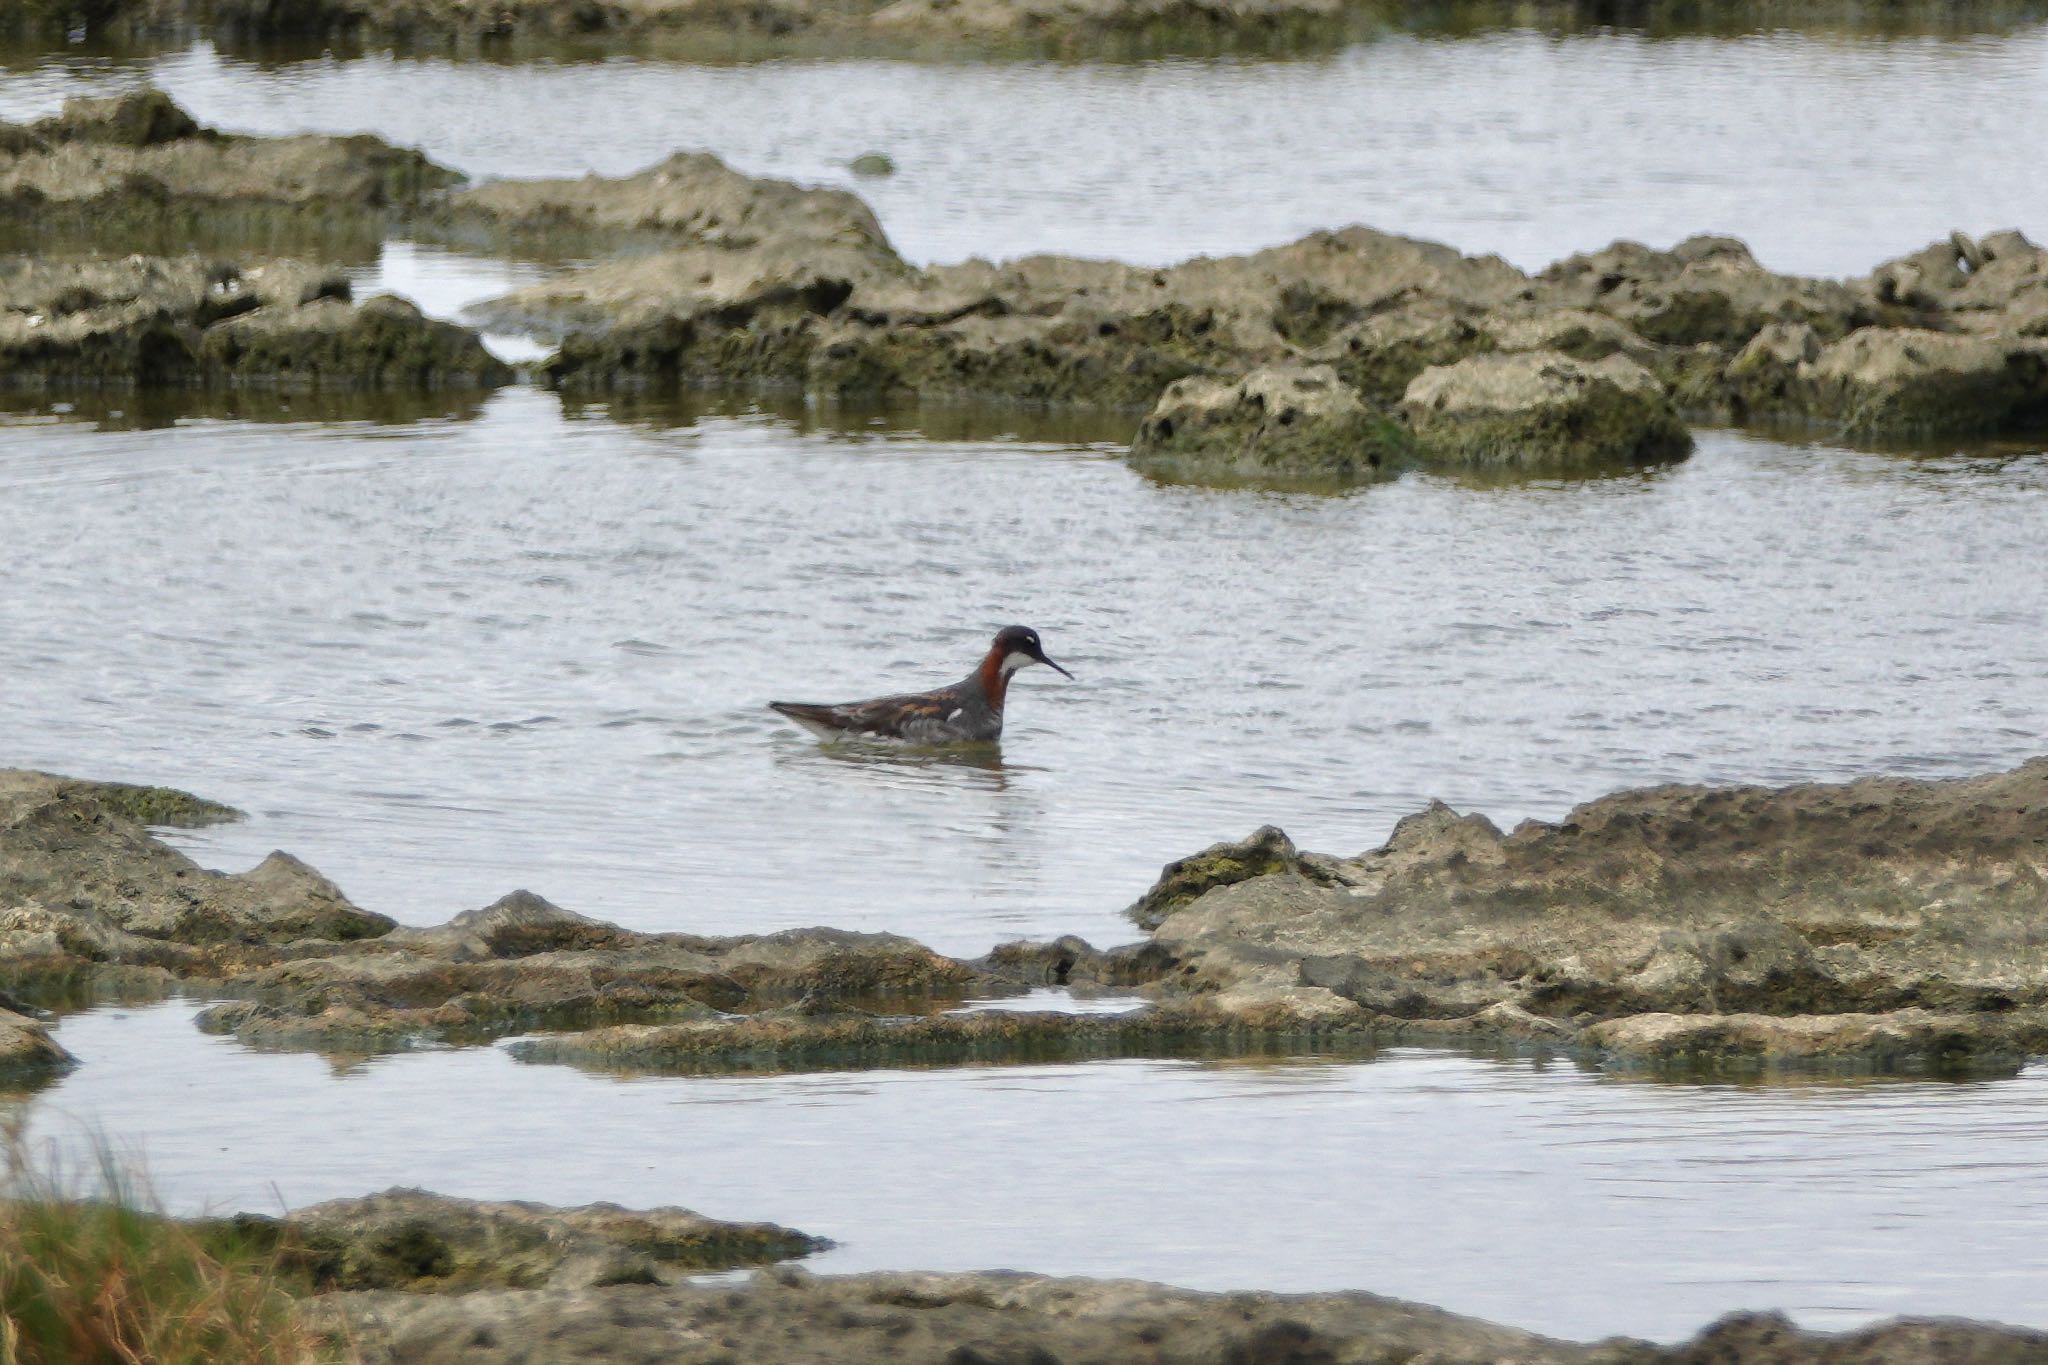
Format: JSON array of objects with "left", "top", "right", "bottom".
[
  {"left": 9, "top": 756, "right": 2048, "bottom": 1083},
  {"left": 8, "top": 90, "right": 2046, "bottom": 465},
  {"left": 464, "top": 154, "right": 2048, "bottom": 478},
  {"left": 205, "top": 1188, "right": 826, "bottom": 1292},
  {"left": 321, "top": 1263, "right": 2048, "bottom": 1364},
  {"left": 0, "top": 90, "right": 456, "bottom": 258},
  {"left": 0, "top": 94, "right": 508, "bottom": 393},
  {"left": 7, "top": 1182, "right": 2014, "bottom": 1363},
  {"left": 10, "top": 762, "right": 2048, "bottom": 1351},
  {"left": 0, "top": 254, "right": 512, "bottom": 392}
]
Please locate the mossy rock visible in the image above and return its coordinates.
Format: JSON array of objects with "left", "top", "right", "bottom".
[
  {"left": 1129, "top": 364, "right": 1413, "bottom": 489},
  {"left": 1401, "top": 349, "right": 1693, "bottom": 470},
  {"left": 1126, "top": 826, "right": 1310, "bottom": 931}
]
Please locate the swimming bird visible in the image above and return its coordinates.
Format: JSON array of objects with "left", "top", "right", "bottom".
[{"left": 770, "top": 625, "right": 1073, "bottom": 744}]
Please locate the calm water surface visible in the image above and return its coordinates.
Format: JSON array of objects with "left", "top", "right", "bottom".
[
  {"left": 2, "top": 31, "right": 2045, "bottom": 273},
  {"left": 16, "top": 1002, "right": 2048, "bottom": 1344},
  {"left": 4, "top": 28, "right": 2048, "bottom": 1340},
  {"left": 2, "top": 395, "right": 2044, "bottom": 953}
]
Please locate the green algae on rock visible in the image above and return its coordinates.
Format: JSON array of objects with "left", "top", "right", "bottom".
[
  {"left": 0, "top": 257, "right": 512, "bottom": 393},
  {"left": 1400, "top": 350, "right": 1694, "bottom": 470},
  {"left": 203, "top": 1189, "right": 826, "bottom": 1294},
  {"left": 1124, "top": 825, "right": 1334, "bottom": 932},
  {"left": 0, "top": 90, "right": 460, "bottom": 258},
  {"left": 1128, "top": 364, "right": 1414, "bottom": 488},
  {"left": 13, "top": 758, "right": 2048, "bottom": 1080},
  {"left": 0, "top": 769, "right": 395, "bottom": 952},
  {"left": 502, "top": 1000, "right": 1380, "bottom": 1075},
  {"left": 324, "top": 1264, "right": 2048, "bottom": 1365},
  {"left": 0, "top": 772, "right": 243, "bottom": 830},
  {"left": 0, "top": 1004, "right": 75, "bottom": 1088}
]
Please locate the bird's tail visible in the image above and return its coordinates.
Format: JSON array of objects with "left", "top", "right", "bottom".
[{"left": 769, "top": 702, "right": 846, "bottom": 739}]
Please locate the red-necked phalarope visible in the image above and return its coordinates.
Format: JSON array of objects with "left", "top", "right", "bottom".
[{"left": 770, "top": 625, "right": 1073, "bottom": 744}]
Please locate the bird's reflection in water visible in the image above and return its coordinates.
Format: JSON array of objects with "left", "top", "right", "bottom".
[
  {"left": 772, "top": 739, "right": 1048, "bottom": 894},
  {"left": 777, "top": 738, "right": 1027, "bottom": 793}
]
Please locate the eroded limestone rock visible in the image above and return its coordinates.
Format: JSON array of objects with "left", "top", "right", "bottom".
[
  {"left": 1127, "top": 364, "right": 1411, "bottom": 486},
  {"left": 0, "top": 1004, "right": 75, "bottom": 1088},
  {"left": 0, "top": 769, "right": 393, "bottom": 948},
  {"left": 209, "top": 1189, "right": 825, "bottom": 1292},
  {"left": 1400, "top": 350, "right": 1693, "bottom": 468},
  {"left": 0, "top": 256, "right": 511, "bottom": 392},
  {"left": 0, "top": 90, "right": 459, "bottom": 256}
]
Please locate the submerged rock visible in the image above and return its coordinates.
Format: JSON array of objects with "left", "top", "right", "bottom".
[
  {"left": 1128, "top": 364, "right": 1411, "bottom": 486},
  {"left": 1583, "top": 1009, "right": 2035, "bottom": 1079},
  {"left": 1400, "top": 350, "right": 1693, "bottom": 469},
  {"left": 503, "top": 999, "right": 1373, "bottom": 1074}
]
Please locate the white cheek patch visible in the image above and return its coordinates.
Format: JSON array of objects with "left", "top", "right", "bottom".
[{"left": 1000, "top": 651, "right": 1038, "bottom": 675}]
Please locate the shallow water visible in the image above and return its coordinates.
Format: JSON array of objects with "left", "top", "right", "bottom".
[
  {"left": 5, "top": 25, "right": 2048, "bottom": 1339},
  {"left": 3, "top": 31, "right": 2046, "bottom": 274},
  {"left": 3, "top": 393, "right": 2044, "bottom": 953},
  {"left": 17, "top": 1001, "right": 2048, "bottom": 1344}
]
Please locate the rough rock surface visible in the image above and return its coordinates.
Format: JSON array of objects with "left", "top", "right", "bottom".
[
  {"left": 208, "top": 1189, "right": 825, "bottom": 1292},
  {"left": 190, "top": 889, "right": 978, "bottom": 1053},
  {"left": 0, "top": 255, "right": 512, "bottom": 392},
  {"left": 0, "top": 768, "right": 394, "bottom": 947},
  {"left": 0, "top": 90, "right": 459, "bottom": 256},
  {"left": 1128, "top": 363, "right": 1412, "bottom": 485},
  {"left": 1400, "top": 349, "right": 1694, "bottom": 468},
  {"left": 1538, "top": 235, "right": 1869, "bottom": 349},
  {"left": 11, "top": 759, "right": 2048, "bottom": 1079},
  {"left": 484, "top": 225, "right": 1529, "bottom": 411},
  {"left": 1730, "top": 323, "right": 2048, "bottom": 438},
  {"left": 322, "top": 1266, "right": 2048, "bottom": 1365},
  {"left": 0, "top": 1003, "right": 75, "bottom": 1087},
  {"left": 1134, "top": 757, "right": 2048, "bottom": 1075},
  {"left": 421, "top": 151, "right": 898, "bottom": 263}
]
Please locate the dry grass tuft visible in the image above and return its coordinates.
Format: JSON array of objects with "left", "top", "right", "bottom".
[{"left": 0, "top": 1118, "right": 331, "bottom": 1365}]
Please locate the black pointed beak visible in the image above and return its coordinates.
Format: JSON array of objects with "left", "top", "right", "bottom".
[{"left": 1032, "top": 647, "right": 1074, "bottom": 680}]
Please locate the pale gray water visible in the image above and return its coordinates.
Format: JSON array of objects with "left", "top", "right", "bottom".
[
  {"left": 2, "top": 394, "right": 2044, "bottom": 954},
  {"left": 5, "top": 27, "right": 2048, "bottom": 1343},
  {"left": 3, "top": 31, "right": 2046, "bottom": 274},
  {"left": 18, "top": 1001, "right": 2048, "bottom": 1344}
]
